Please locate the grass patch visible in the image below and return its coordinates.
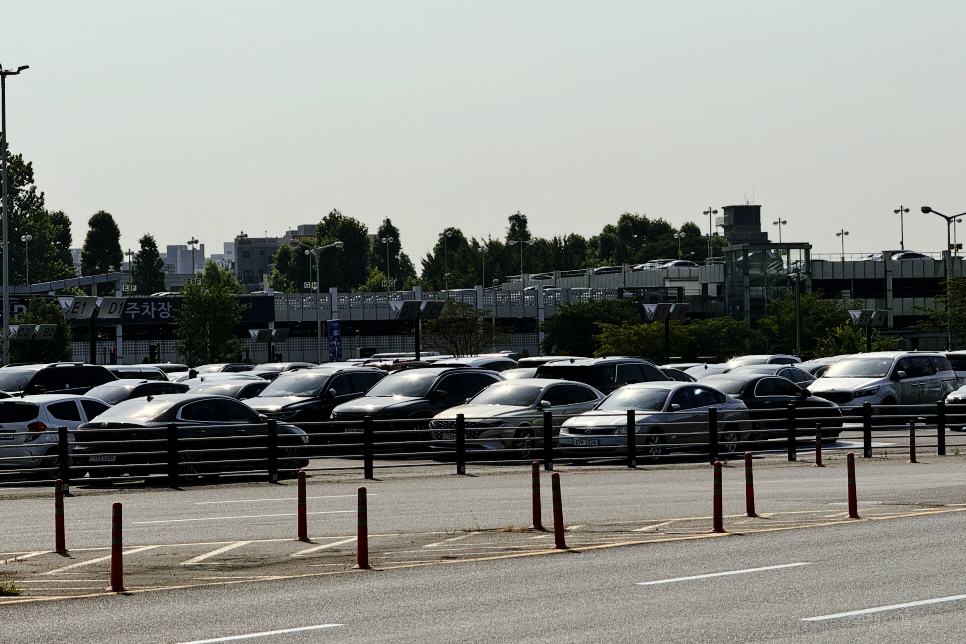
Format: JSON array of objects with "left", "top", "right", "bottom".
[{"left": 0, "top": 577, "right": 22, "bottom": 597}]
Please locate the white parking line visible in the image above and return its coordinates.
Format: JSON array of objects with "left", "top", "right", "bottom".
[
  {"left": 1, "top": 551, "right": 45, "bottom": 564},
  {"left": 802, "top": 594, "right": 966, "bottom": 621},
  {"left": 194, "top": 495, "right": 374, "bottom": 505},
  {"left": 423, "top": 532, "right": 479, "bottom": 548},
  {"left": 42, "top": 545, "right": 159, "bottom": 575},
  {"left": 173, "top": 623, "right": 343, "bottom": 644},
  {"left": 133, "top": 511, "right": 352, "bottom": 525},
  {"left": 632, "top": 521, "right": 672, "bottom": 532},
  {"left": 181, "top": 541, "right": 252, "bottom": 566},
  {"left": 290, "top": 537, "right": 356, "bottom": 556},
  {"left": 637, "top": 562, "right": 810, "bottom": 586}
]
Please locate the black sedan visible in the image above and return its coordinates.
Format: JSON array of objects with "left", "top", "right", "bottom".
[
  {"left": 86, "top": 379, "right": 191, "bottom": 405},
  {"left": 190, "top": 379, "right": 271, "bottom": 400},
  {"left": 700, "top": 374, "right": 843, "bottom": 441},
  {"left": 73, "top": 394, "right": 308, "bottom": 480}
]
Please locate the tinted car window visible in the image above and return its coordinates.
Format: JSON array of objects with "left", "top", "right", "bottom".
[
  {"left": 85, "top": 367, "right": 117, "bottom": 387},
  {"left": 641, "top": 364, "right": 668, "bottom": 381},
  {"left": 81, "top": 399, "right": 111, "bottom": 420},
  {"left": 617, "top": 364, "right": 646, "bottom": 385},
  {"left": 692, "top": 386, "right": 724, "bottom": 407},
  {"left": 350, "top": 372, "right": 382, "bottom": 393},
  {"left": 33, "top": 369, "right": 74, "bottom": 392},
  {"left": 934, "top": 357, "right": 954, "bottom": 372},
  {"left": 669, "top": 388, "right": 696, "bottom": 410},
  {"left": 220, "top": 399, "right": 258, "bottom": 422},
  {"left": 564, "top": 384, "right": 597, "bottom": 403},
  {"left": 755, "top": 378, "right": 799, "bottom": 397},
  {"left": 894, "top": 358, "right": 912, "bottom": 377},
  {"left": 328, "top": 375, "right": 352, "bottom": 397},
  {"left": 911, "top": 357, "right": 935, "bottom": 377},
  {"left": 180, "top": 400, "right": 229, "bottom": 422},
  {"left": 47, "top": 401, "right": 81, "bottom": 421},
  {"left": 0, "top": 402, "right": 39, "bottom": 422},
  {"left": 542, "top": 385, "right": 570, "bottom": 406}
]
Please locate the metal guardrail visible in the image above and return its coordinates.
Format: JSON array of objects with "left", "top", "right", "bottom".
[{"left": 2, "top": 402, "right": 964, "bottom": 487}]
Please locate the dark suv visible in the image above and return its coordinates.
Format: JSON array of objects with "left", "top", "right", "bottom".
[
  {"left": 533, "top": 357, "right": 669, "bottom": 394},
  {"left": 0, "top": 363, "right": 117, "bottom": 396}
]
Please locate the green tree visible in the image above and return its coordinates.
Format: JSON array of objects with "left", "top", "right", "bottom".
[
  {"left": 687, "top": 317, "right": 762, "bottom": 362},
  {"left": 268, "top": 243, "right": 311, "bottom": 293},
  {"left": 758, "top": 291, "right": 855, "bottom": 356},
  {"left": 80, "top": 211, "right": 124, "bottom": 295},
  {"left": 814, "top": 323, "right": 898, "bottom": 357},
  {"left": 130, "top": 234, "right": 166, "bottom": 295},
  {"left": 915, "top": 277, "right": 966, "bottom": 349},
  {"left": 316, "top": 209, "right": 369, "bottom": 291},
  {"left": 9, "top": 299, "right": 73, "bottom": 364},
  {"left": 173, "top": 261, "right": 245, "bottom": 365},
  {"left": 422, "top": 300, "right": 509, "bottom": 356},
  {"left": 421, "top": 228, "right": 473, "bottom": 290},
  {"left": 507, "top": 211, "right": 531, "bottom": 242},
  {"left": 540, "top": 299, "right": 641, "bottom": 356},
  {"left": 594, "top": 321, "right": 690, "bottom": 361}
]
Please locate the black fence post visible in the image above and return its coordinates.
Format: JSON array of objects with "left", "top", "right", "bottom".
[
  {"left": 455, "top": 414, "right": 466, "bottom": 475},
  {"left": 167, "top": 424, "right": 180, "bottom": 488},
  {"left": 57, "top": 426, "right": 70, "bottom": 492},
  {"left": 786, "top": 403, "right": 797, "bottom": 462},
  {"left": 862, "top": 401, "right": 873, "bottom": 458},
  {"left": 708, "top": 407, "right": 718, "bottom": 465},
  {"left": 542, "top": 410, "right": 554, "bottom": 472},
  {"left": 626, "top": 409, "right": 636, "bottom": 468},
  {"left": 937, "top": 401, "right": 946, "bottom": 457},
  {"left": 363, "top": 417, "right": 374, "bottom": 480},
  {"left": 267, "top": 418, "right": 279, "bottom": 483}
]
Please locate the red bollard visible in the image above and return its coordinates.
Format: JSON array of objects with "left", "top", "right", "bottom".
[
  {"left": 908, "top": 419, "right": 918, "bottom": 464},
  {"left": 106, "top": 502, "right": 126, "bottom": 592},
  {"left": 847, "top": 453, "right": 860, "bottom": 519},
  {"left": 353, "top": 487, "right": 372, "bottom": 569},
  {"left": 711, "top": 461, "right": 726, "bottom": 533},
  {"left": 54, "top": 479, "right": 67, "bottom": 554},
  {"left": 744, "top": 453, "right": 757, "bottom": 518},
  {"left": 529, "top": 461, "right": 546, "bottom": 531},
  {"left": 813, "top": 423, "right": 825, "bottom": 467},
  {"left": 550, "top": 472, "right": 568, "bottom": 550},
  {"left": 296, "top": 470, "right": 309, "bottom": 542}
]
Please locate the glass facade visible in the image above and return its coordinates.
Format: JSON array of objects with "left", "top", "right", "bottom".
[{"left": 724, "top": 243, "right": 811, "bottom": 324}]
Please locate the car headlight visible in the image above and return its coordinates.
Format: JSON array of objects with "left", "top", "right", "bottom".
[
  {"left": 612, "top": 425, "right": 628, "bottom": 435},
  {"left": 853, "top": 386, "right": 879, "bottom": 399}
]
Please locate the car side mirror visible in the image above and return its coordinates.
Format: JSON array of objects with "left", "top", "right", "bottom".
[
  {"left": 540, "top": 399, "right": 551, "bottom": 408},
  {"left": 432, "top": 389, "right": 447, "bottom": 403},
  {"left": 324, "top": 389, "right": 336, "bottom": 400},
  {"left": 253, "top": 414, "right": 267, "bottom": 423},
  {"left": 670, "top": 403, "right": 681, "bottom": 411},
  {"left": 895, "top": 370, "right": 907, "bottom": 380},
  {"left": 799, "top": 388, "right": 810, "bottom": 397},
  {"left": 25, "top": 384, "right": 45, "bottom": 395}
]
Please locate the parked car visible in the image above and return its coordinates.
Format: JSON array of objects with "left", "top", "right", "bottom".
[
  {"left": 942, "top": 385, "right": 966, "bottom": 430},
  {"left": 660, "top": 367, "right": 697, "bottom": 382},
  {"left": 944, "top": 352, "right": 966, "bottom": 386},
  {"left": 659, "top": 260, "right": 699, "bottom": 269},
  {"left": 726, "top": 364, "right": 816, "bottom": 385},
  {"left": 194, "top": 363, "right": 254, "bottom": 374},
  {"left": 105, "top": 365, "right": 169, "bottom": 381},
  {"left": 189, "top": 379, "right": 271, "bottom": 400},
  {"left": 500, "top": 368, "right": 539, "bottom": 380},
  {"left": 685, "top": 364, "right": 732, "bottom": 379},
  {"left": 558, "top": 382, "right": 752, "bottom": 458},
  {"left": 798, "top": 356, "right": 850, "bottom": 378},
  {"left": 246, "top": 366, "right": 386, "bottom": 435},
  {"left": 177, "top": 373, "right": 267, "bottom": 385},
  {"left": 726, "top": 355, "right": 801, "bottom": 369},
  {"left": 142, "top": 363, "right": 190, "bottom": 378},
  {"left": 0, "top": 363, "right": 117, "bottom": 396},
  {"left": 0, "top": 394, "right": 113, "bottom": 478},
  {"left": 699, "top": 374, "right": 843, "bottom": 440},
  {"left": 533, "top": 357, "right": 669, "bottom": 394},
  {"left": 73, "top": 394, "right": 309, "bottom": 480},
  {"left": 516, "top": 356, "right": 583, "bottom": 369},
  {"left": 86, "top": 379, "right": 191, "bottom": 405},
  {"left": 807, "top": 352, "right": 957, "bottom": 418},
  {"left": 249, "top": 362, "right": 316, "bottom": 380},
  {"left": 430, "top": 356, "right": 519, "bottom": 372},
  {"left": 429, "top": 379, "right": 605, "bottom": 457}
]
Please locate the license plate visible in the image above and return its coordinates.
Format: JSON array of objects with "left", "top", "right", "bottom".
[
  {"left": 0, "top": 434, "right": 13, "bottom": 440},
  {"left": 90, "top": 455, "right": 116, "bottom": 462},
  {"left": 344, "top": 427, "right": 363, "bottom": 433},
  {"left": 572, "top": 438, "right": 599, "bottom": 446},
  {"left": 438, "top": 431, "right": 455, "bottom": 440}
]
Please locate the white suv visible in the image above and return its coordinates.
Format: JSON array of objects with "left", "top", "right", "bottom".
[
  {"left": 807, "top": 352, "right": 956, "bottom": 414},
  {"left": 0, "top": 395, "right": 112, "bottom": 478}
]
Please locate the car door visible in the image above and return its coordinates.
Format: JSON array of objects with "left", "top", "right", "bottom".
[
  {"left": 79, "top": 399, "right": 111, "bottom": 423},
  {"left": 892, "top": 357, "right": 920, "bottom": 406},
  {"left": 665, "top": 387, "right": 702, "bottom": 443},
  {"left": 45, "top": 400, "right": 84, "bottom": 430},
  {"left": 911, "top": 356, "right": 939, "bottom": 404},
  {"left": 540, "top": 384, "right": 576, "bottom": 425},
  {"left": 177, "top": 399, "right": 233, "bottom": 460}
]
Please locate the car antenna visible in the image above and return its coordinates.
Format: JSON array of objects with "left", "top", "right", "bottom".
[{"left": 146, "top": 395, "right": 153, "bottom": 402}]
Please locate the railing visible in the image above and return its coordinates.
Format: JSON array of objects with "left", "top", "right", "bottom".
[{"left": 2, "top": 401, "right": 963, "bottom": 487}]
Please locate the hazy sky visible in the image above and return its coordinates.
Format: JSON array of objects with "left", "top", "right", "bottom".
[{"left": 5, "top": 1, "right": 966, "bottom": 266}]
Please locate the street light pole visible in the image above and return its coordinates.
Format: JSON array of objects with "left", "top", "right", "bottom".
[
  {"left": 381, "top": 236, "right": 394, "bottom": 293},
  {"left": 894, "top": 205, "right": 909, "bottom": 250},
  {"left": 20, "top": 234, "right": 30, "bottom": 285},
  {"left": 478, "top": 245, "right": 487, "bottom": 289},
  {"left": 836, "top": 229, "right": 849, "bottom": 261},
  {"left": 773, "top": 219, "right": 787, "bottom": 243},
  {"left": 920, "top": 207, "right": 966, "bottom": 348},
  {"left": 703, "top": 208, "right": 718, "bottom": 260},
  {"left": 439, "top": 230, "right": 452, "bottom": 291},
  {"left": 187, "top": 237, "right": 199, "bottom": 276},
  {"left": 508, "top": 239, "right": 535, "bottom": 280},
  {"left": 1, "top": 63, "right": 28, "bottom": 366},
  {"left": 291, "top": 239, "right": 343, "bottom": 362},
  {"left": 673, "top": 232, "right": 685, "bottom": 259}
]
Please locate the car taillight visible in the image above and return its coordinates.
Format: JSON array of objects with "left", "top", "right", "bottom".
[{"left": 25, "top": 421, "right": 48, "bottom": 442}]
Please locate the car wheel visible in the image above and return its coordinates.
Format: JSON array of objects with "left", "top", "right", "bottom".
[
  {"left": 279, "top": 447, "right": 308, "bottom": 477},
  {"left": 511, "top": 425, "right": 535, "bottom": 459},
  {"left": 38, "top": 449, "right": 65, "bottom": 481},
  {"left": 720, "top": 428, "right": 741, "bottom": 454},
  {"left": 879, "top": 398, "right": 898, "bottom": 426},
  {"left": 643, "top": 429, "right": 666, "bottom": 459},
  {"left": 178, "top": 450, "right": 204, "bottom": 481}
]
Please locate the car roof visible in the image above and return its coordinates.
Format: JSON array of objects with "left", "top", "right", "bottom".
[
  {"left": 11, "top": 393, "right": 105, "bottom": 403},
  {"left": 536, "top": 357, "right": 654, "bottom": 367},
  {"left": 486, "top": 378, "right": 599, "bottom": 388},
  {"left": 612, "top": 381, "right": 690, "bottom": 391}
]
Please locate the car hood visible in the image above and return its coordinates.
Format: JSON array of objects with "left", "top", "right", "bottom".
[
  {"left": 562, "top": 409, "right": 653, "bottom": 427},
  {"left": 247, "top": 396, "right": 310, "bottom": 412},
  {"left": 808, "top": 378, "right": 883, "bottom": 393},
  {"left": 433, "top": 404, "right": 532, "bottom": 420},
  {"left": 333, "top": 396, "right": 424, "bottom": 415}
]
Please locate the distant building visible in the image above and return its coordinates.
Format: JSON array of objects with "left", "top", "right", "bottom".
[
  {"left": 235, "top": 234, "right": 282, "bottom": 292},
  {"left": 165, "top": 244, "right": 206, "bottom": 276}
]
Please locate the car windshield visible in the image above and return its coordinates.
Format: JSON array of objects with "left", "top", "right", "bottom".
[
  {"left": 0, "top": 370, "right": 36, "bottom": 392},
  {"left": 596, "top": 388, "right": 670, "bottom": 412},
  {"left": 469, "top": 384, "right": 542, "bottom": 407},
  {"left": 259, "top": 373, "right": 329, "bottom": 397},
  {"left": 197, "top": 365, "right": 225, "bottom": 373},
  {"left": 824, "top": 357, "right": 895, "bottom": 378},
  {"left": 364, "top": 371, "right": 438, "bottom": 398},
  {"left": 89, "top": 399, "right": 178, "bottom": 423},
  {"left": 728, "top": 356, "right": 768, "bottom": 368},
  {"left": 0, "top": 401, "right": 40, "bottom": 422}
]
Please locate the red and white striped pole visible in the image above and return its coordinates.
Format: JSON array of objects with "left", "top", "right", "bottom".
[
  {"left": 106, "top": 502, "right": 126, "bottom": 592},
  {"left": 353, "top": 487, "right": 372, "bottom": 569},
  {"left": 813, "top": 423, "right": 824, "bottom": 467},
  {"left": 529, "top": 461, "right": 546, "bottom": 531},
  {"left": 744, "top": 453, "right": 757, "bottom": 518},
  {"left": 54, "top": 479, "right": 67, "bottom": 554},
  {"left": 296, "top": 470, "right": 309, "bottom": 542},
  {"left": 908, "top": 419, "right": 918, "bottom": 464},
  {"left": 551, "top": 472, "right": 568, "bottom": 549},
  {"left": 847, "top": 452, "right": 860, "bottom": 519},
  {"left": 711, "top": 461, "right": 726, "bottom": 533}
]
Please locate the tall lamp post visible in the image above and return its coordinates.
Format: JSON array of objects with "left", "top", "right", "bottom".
[
  {"left": 703, "top": 208, "right": 718, "bottom": 260},
  {"left": 773, "top": 219, "right": 787, "bottom": 243},
  {"left": 439, "top": 230, "right": 453, "bottom": 291},
  {"left": 507, "top": 239, "right": 535, "bottom": 280},
  {"left": 836, "top": 229, "right": 849, "bottom": 261},
  {"left": 1, "top": 63, "right": 28, "bottom": 365},
  {"left": 921, "top": 206, "right": 966, "bottom": 349},
  {"left": 20, "top": 234, "right": 31, "bottom": 285},
  {"left": 381, "top": 236, "right": 394, "bottom": 293},
  {"left": 673, "top": 232, "right": 685, "bottom": 259},
  {"left": 187, "top": 237, "right": 199, "bottom": 276},
  {"left": 894, "top": 205, "right": 909, "bottom": 250},
  {"left": 478, "top": 245, "right": 487, "bottom": 289},
  {"left": 290, "top": 239, "right": 343, "bottom": 363}
]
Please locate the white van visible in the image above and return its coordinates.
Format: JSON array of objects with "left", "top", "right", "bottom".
[{"left": 807, "top": 351, "right": 956, "bottom": 414}]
